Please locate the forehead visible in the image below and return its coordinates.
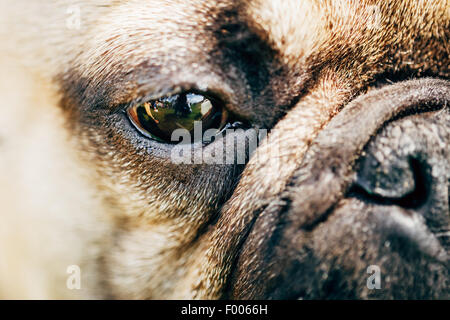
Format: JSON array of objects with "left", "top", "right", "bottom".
[
  {"left": 72, "top": 0, "right": 324, "bottom": 75},
  {"left": 72, "top": 0, "right": 230, "bottom": 102},
  {"left": 75, "top": 0, "right": 323, "bottom": 59}
]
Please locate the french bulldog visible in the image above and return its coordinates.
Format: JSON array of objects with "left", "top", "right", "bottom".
[{"left": 0, "top": 0, "right": 448, "bottom": 299}]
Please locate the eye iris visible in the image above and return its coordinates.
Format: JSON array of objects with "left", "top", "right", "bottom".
[{"left": 127, "top": 93, "right": 226, "bottom": 142}]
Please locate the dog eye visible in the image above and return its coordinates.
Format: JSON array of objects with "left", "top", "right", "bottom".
[{"left": 126, "top": 93, "right": 228, "bottom": 143}]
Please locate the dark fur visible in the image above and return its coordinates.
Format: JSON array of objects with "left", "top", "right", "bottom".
[
  {"left": 1, "top": 0, "right": 448, "bottom": 299},
  {"left": 230, "top": 79, "right": 449, "bottom": 299}
]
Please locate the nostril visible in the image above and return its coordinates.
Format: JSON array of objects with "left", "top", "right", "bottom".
[
  {"left": 351, "top": 155, "right": 430, "bottom": 209},
  {"left": 356, "top": 151, "right": 415, "bottom": 198}
]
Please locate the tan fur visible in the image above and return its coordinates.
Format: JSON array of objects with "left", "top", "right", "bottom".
[{"left": 0, "top": 0, "right": 448, "bottom": 299}]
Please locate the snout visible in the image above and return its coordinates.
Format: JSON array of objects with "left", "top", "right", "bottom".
[{"left": 228, "top": 79, "right": 450, "bottom": 299}]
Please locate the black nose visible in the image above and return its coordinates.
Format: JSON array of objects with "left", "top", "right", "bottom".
[
  {"left": 350, "top": 108, "right": 449, "bottom": 262},
  {"left": 228, "top": 79, "right": 450, "bottom": 299}
]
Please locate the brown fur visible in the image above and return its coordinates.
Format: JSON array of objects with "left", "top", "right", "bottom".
[{"left": 0, "top": 0, "right": 448, "bottom": 299}]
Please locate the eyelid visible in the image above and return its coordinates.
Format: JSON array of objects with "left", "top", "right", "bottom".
[
  {"left": 114, "top": 78, "right": 236, "bottom": 112},
  {"left": 119, "top": 87, "right": 231, "bottom": 120}
]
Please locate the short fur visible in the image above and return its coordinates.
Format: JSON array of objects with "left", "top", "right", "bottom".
[{"left": 0, "top": 0, "right": 448, "bottom": 299}]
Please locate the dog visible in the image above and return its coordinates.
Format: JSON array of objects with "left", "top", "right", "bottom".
[{"left": 0, "top": 0, "right": 448, "bottom": 299}]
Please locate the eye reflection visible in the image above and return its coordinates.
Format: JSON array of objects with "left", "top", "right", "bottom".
[{"left": 127, "top": 93, "right": 228, "bottom": 143}]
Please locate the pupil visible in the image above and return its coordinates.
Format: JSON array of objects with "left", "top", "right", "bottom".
[{"left": 172, "top": 94, "right": 191, "bottom": 117}]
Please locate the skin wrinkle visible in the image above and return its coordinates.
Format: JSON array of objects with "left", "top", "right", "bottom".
[
  {"left": 230, "top": 79, "right": 450, "bottom": 299},
  {"left": 0, "top": 0, "right": 448, "bottom": 299},
  {"left": 286, "top": 79, "right": 450, "bottom": 234}
]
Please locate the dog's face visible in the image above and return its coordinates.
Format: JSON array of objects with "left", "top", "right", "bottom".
[{"left": 0, "top": 0, "right": 448, "bottom": 299}]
